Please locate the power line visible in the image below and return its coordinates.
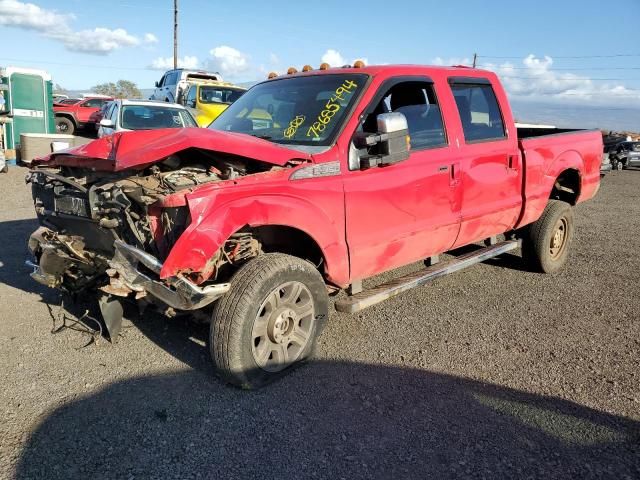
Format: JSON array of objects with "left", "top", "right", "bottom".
[
  {"left": 499, "top": 77, "right": 640, "bottom": 81},
  {"left": 477, "top": 65, "right": 640, "bottom": 71},
  {"left": 479, "top": 53, "right": 640, "bottom": 59}
]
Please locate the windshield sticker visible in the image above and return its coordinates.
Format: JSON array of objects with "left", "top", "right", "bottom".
[
  {"left": 307, "top": 80, "right": 358, "bottom": 139},
  {"left": 284, "top": 115, "right": 306, "bottom": 139}
]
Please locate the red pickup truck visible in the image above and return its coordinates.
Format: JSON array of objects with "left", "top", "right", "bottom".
[
  {"left": 54, "top": 96, "right": 113, "bottom": 135},
  {"left": 27, "top": 65, "right": 602, "bottom": 388}
]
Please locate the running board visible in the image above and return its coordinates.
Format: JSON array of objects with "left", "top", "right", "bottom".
[{"left": 335, "top": 240, "right": 521, "bottom": 314}]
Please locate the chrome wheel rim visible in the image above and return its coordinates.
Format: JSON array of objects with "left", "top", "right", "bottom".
[
  {"left": 549, "top": 217, "right": 568, "bottom": 259},
  {"left": 251, "top": 281, "right": 315, "bottom": 372}
]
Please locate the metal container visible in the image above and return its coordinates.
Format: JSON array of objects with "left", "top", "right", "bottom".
[{"left": 0, "top": 66, "right": 54, "bottom": 163}]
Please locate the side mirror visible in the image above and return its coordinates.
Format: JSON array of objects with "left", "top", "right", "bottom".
[
  {"left": 188, "top": 99, "right": 197, "bottom": 108},
  {"left": 353, "top": 112, "right": 411, "bottom": 169},
  {"left": 99, "top": 118, "right": 114, "bottom": 128},
  {"left": 155, "top": 81, "right": 160, "bottom": 88}
]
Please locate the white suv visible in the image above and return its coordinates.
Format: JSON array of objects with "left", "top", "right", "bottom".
[{"left": 150, "top": 69, "right": 223, "bottom": 103}]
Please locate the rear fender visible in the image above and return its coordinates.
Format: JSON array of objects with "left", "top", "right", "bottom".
[
  {"left": 516, "top": 149, "right": 585, "bottom": 229},
  {"left": 544, "top": 149, "right": 584, "bottom": 187},
  {"left": 160, "top": 194, "right": 349, "bottom": 287}
]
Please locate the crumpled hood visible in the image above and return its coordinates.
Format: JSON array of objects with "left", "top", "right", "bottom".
[{"left": 33, "top": 128, "right": 312, "bottom": 172}]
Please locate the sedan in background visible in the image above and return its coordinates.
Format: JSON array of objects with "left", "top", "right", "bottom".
[{"left": 97, "top": 99, "right": 198, "bottom": 138}]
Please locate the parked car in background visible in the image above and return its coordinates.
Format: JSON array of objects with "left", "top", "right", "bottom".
[
  {"left": 181, "top": 81, "right": 246, "bottom": 126},
  {"left": 90, "top": 101, "right": 114, "bottom": 134},
  {"left": 53, "top": 96, "right": 113, "bottom": 135},
  {"left": 97, "top": 99, "right": 197, "bottom": 138},
  {"left": 150, "top": 68, "right": 223, "bottom": 103},
  {"left": 52, "top": 94, "right": 69, "bottom": 104},
  {"left": 600, "top": 152, "right": 612, "bottom": 176},
  {"left": 610, "top": 141, "right": 640, "bottom": 170},
  {"left": 54, "top": 98, "right": 80, "bottom": 106}
]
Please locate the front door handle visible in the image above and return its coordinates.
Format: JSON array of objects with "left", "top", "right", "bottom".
[{"left": 450, "top": 162, "right": 460, "bottom": 186}]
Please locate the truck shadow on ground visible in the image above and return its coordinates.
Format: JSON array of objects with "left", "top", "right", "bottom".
[{"left": 14, "top": 357, "right": 640, "bottom": 479}]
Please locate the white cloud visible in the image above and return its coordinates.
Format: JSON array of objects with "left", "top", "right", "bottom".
[
  {"left": 487, "top": 55, "right": 640, "bottom": 105},
  {"left": 0, "top": 0, "right": 70, "bottom": 29},
  {"left": 49, "top": 27, "right": 139, "bottom": 54},
  {"left": 149, "top": 55, "right": 199, "bottom": 70},
  {"left": 321, "top": 49, "right": 346, "bottom": 67},
  {"left": 0, "top": 0, "right": 142, "bottom": 54},
  {"left": 432, "top": 54, "right": 640, "bottom": 106},
  {"left": 321, "top": 49, "right": 369, "bottom": 68},
  {"left": 208, "top": 45, "right": 250, "bottom": 77},
  {"left": 144, "top": 33, "right": 158, "bottom": 44}
]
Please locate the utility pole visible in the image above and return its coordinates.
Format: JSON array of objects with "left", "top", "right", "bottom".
[
  {"left": 472, "top": 53, "right": 477, "bottom": 68},
  {"left": 173, "top": 0, "right": 178, "bottom": 69}
]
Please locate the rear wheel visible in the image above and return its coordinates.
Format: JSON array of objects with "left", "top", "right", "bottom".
[
  {"left": 210, "top": 253, "right": 328, "bottom": 389},
  {"left": 55, "top": 117, "right": 75, "bottom": 135},
  {"left": 522, "top": 200, "right": 574, "bottom": 274}
]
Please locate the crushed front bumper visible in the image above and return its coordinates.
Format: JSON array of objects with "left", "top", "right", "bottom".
[
  {"left": 27, "top": 226, "right": 230, "bottom": 311},
  {"left": 105, "top": 240, "right": 230, "bottom": 310}
]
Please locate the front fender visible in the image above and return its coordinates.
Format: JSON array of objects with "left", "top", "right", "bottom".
[{"left": 160, "top": 193, "right": 349, "bottom": 287}]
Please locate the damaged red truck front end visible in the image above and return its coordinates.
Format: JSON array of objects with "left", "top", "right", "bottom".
[{"left": 26, "top": 127, "right": 311, "bottom": 336}]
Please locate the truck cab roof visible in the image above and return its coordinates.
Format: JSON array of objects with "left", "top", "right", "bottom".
[{"left": 265, "top": 64, "right": 497, "bottom": 83}]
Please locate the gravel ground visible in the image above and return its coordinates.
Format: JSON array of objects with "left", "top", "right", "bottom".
[{"left": 0, "top": 165, "right": 639, "bottom": 479}]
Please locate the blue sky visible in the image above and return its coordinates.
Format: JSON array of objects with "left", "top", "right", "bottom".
[{"left": 1, "top": 0, "right": 639, "bottom": 129}]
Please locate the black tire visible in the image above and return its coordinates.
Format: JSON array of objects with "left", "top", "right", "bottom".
[
  {"left": 210, "top": 253, "right": 329, "bottom": 389},
  {"left": 56, "top": 117, "right": 75, "bottom": 135},
  {"left": 522, "top": 200, "right": 574, "bottom": 274}
]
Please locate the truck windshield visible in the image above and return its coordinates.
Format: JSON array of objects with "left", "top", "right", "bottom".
[
  {"left": 121, "top": 105, "right": 197, "bottom": 130},
  {"left": 209, "top": 73, "right": 367, "bottom": 146},
  {"left": 200, "top": 86, "right": 245, "bottom": 105}
]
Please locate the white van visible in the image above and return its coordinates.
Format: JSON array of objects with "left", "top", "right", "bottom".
[{"left": 149, "top": 69, "right": 223, "bottom": 103}]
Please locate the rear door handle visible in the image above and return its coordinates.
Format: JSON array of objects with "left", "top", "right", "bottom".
[{"left": 508, "top": 155, "right": 518, "bottom": 170}]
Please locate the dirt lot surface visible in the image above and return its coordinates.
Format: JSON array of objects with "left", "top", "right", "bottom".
[{"left": 1, "top": 165, "right": 639, "bottom": 479}]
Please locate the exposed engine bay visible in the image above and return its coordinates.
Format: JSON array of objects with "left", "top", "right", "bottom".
[{"left": 26, "top": 149, "right": 277, "bottom": 325}]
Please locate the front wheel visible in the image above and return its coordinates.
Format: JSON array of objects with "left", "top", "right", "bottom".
[
  {"left": 210, "top": 253, "right": 329, "bottom": 389},
  {"left": 522, "top": 200, "right": 575, "bottom": 274},
  {"left": 55, "top": 117, "right": 75, "bottom": 135}
]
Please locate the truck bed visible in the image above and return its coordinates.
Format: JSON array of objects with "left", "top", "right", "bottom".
[
  {"left": 517, "top": 126, "right": 584, "bottom": 139},
  {"left": 516, "top": 128, "right": 603, "bottom": 229}
]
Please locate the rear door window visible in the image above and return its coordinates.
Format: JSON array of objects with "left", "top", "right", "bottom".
[{"left": 451, "top": 83, "right": 506, "bottom": 142}]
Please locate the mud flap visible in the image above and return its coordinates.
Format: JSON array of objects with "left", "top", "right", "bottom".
[{"left": 98, "top": 295, "right": 123, "bottom": 342}]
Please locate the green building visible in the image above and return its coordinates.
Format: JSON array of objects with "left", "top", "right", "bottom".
[{"left": 0, "top": 66, "right": 55, "bottom": 157}]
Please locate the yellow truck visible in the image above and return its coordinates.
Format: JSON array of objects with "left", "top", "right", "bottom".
[{"left": 181, "top": 81, "right": 246, "bottom": 126}]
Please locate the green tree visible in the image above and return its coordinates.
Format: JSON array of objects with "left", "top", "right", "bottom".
[
  {"left": 91, "top": 80, "right": 142, "bottom": 99},
  {"left": 53, "top": 83, "right": 68, "bottom": 95}
]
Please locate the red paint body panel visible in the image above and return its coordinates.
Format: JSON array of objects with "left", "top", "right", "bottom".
[
  {"left": 160, "top": 166, "right": 350, "bottom": 286},
  {"left": 44, "top": 65, "right": 602, "bottom": 288},
  {"left": 516, "top": 131, "right": 602, "bottom": 228},
  {"left": 33, "top": 128, "right": 311, "bottom": 171}
]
